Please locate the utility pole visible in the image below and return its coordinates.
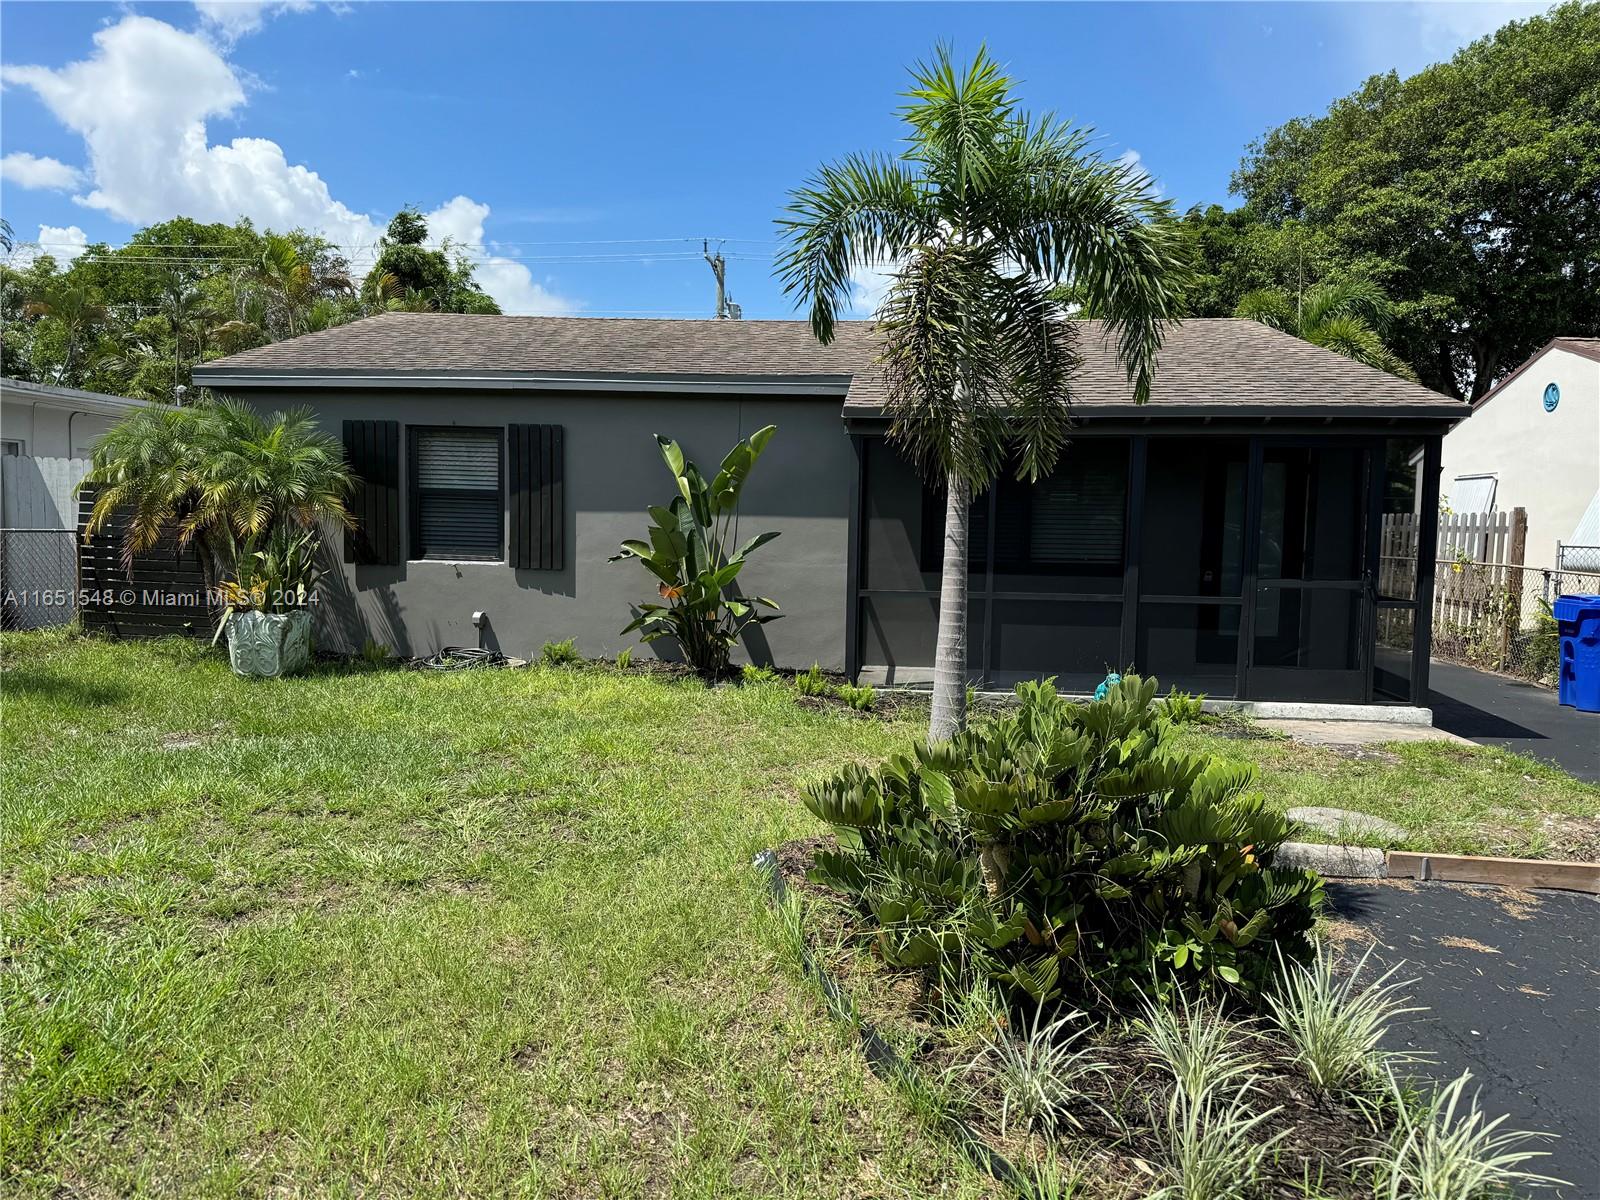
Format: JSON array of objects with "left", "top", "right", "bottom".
[{"left": 703, "top": 240, "right": 741, "bottom": 319}]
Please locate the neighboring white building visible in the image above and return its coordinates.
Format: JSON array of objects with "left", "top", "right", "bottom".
[
  {"left": 1, "top": 378, "right": 148, "bottom": 530},
  {"left": 1, "top": 377, "right": 148, "bottom": 460},
  {"left": 1437, "top": 338, "right": 1600, "bottom": 573}
]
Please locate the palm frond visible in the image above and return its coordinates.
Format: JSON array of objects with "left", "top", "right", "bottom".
[
  {"left": 901, "top": 44, "right": 1015, "bottom": 205},
  {"left": 989, "top": 271, "right": 1079, "bottom": 482},
  {"left": 877, "top": 241, "right": 1008, "bottom": 487},
  {"left": 775, "top": 153, "right": 929, "bottom": 342},
  {"left": 994, "top": 125, "right": 1186, "bottom": 404}
]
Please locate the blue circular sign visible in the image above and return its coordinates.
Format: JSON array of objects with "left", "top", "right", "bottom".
[{"left": 1543, "top": 382, "right": 1560, "bottom": 412}]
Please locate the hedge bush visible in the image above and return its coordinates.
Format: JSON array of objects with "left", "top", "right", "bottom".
[{"left": 801, "top": 675, "right": 1322, "bottom": 1007}]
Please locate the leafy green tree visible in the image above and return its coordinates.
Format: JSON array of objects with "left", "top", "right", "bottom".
[
  {"left": 1233, "top": 1, "right": 1600, "bottom": 398},
  {"left": 366, "top": 207, "right": 500, "bottom": 314},
  {"left": 3, "top": 212, "right": 503, "bottom": 400},
  {"left": 24, "top": 276, "right": 109, "bottom": 387},
  {"left": 778, "top": 46, "right": 1186, "bottom": 739},
  {"left": 1235, "top": 278, "right": 1418, "bottom": 379}
]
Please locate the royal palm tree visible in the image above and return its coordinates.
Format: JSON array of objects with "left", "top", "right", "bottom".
[
  {"left": 154, "top": 269, "right": 211, "bottom": 397},
  {"left": 1234, "top": 279, "right": 1417, "bottom": 380},
  {"left": 778, "top": 47, "right": 1188, "bottom": 739}
]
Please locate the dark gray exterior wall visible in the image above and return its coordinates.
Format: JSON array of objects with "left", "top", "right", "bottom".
[{"left": 230, "top": 387, "right": 856, "bottom": 667}]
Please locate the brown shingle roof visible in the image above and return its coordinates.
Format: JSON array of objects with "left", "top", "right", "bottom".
[
  {"left": 193, "top": 312, "right": 1463, "bottom": 414},
  {"left": 1553, "top": 337, "right": 1600, "bottom": 365}
]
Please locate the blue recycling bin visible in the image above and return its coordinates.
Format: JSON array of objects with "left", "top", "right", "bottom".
[{"left": 1554, "top": 593, "right": 1600, "bottom": 713}]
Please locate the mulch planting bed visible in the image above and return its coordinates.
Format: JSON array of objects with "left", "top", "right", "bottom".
[{"left": 775, "top": 836, "right": 1389, "bottom": 1197}]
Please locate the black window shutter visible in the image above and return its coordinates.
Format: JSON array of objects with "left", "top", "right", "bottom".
[
  {"left": 509, "top": 424, "right": 564, "bottom": 570},
  {"left": 342, "top": 419, "right": 400, "bottom": 565}
]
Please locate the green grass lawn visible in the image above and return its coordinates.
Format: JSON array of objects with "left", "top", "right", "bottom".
[
  {"left": 1, "top": 632, "right": 995, "bottom": 1199},
  {"left": 4, "top": 636, "right": 1595, "bottom": 1197},
  {"left": 1172, "top": 723, "right": 1600, "bottom": 859}
]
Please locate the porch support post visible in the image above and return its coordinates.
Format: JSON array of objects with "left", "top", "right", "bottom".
[
  {"left": 1412, "top": 434, "right": 1443, "bottom": 706},
  {"left": 1235, "top": 437, "right": 1265, "bottom": 699},
  {"left": 1120, "top": 436, "right": 1147, "bottom": 672},
  {"left": 844, "top": 433, "right": 864, "bottom": 681}
]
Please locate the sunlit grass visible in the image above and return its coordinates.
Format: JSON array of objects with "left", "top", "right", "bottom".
[
  {"left": 1, "top": 631, "right": 994, "bottom": 1199},
  {"left": 1172, "top": 723, "right": 1599, "bottom": 857}
]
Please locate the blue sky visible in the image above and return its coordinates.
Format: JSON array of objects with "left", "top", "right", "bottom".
[{"left": 1, "top": 1, "right": 1546, "bottom": 319}]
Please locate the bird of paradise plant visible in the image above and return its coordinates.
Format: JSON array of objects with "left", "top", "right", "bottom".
[{"left": 610, "top": 426, "right": 782, "bottom": 678}]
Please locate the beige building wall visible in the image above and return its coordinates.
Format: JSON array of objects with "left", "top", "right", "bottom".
[{"left": 1438, "top": 345, "right": 1600, "bottom": 573}]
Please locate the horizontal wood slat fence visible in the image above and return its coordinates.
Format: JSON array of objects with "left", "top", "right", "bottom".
[{"left": 76, "top": 489, "right": 215, "bottom": 639}]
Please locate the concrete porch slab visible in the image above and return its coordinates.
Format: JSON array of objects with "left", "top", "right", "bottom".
[{"left": 1259, "top": 718, "right": 1472, "bottom": 746}]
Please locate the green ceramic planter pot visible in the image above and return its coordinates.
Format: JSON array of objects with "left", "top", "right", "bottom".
[{"left": 226, "top": 609, "right": 314, "bottom": 678}]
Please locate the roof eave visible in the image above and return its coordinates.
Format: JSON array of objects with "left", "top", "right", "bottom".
[
  {"left": 192, "top": 368, "right": 854, "bottom": 397},
  {"left": 845, "top": 401, "right": 1467, "bottom": 425}
]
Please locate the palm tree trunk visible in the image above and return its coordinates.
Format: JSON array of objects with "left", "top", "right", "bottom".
[{"left": 929, "top": 470, "right": 971, "bottom": 741}]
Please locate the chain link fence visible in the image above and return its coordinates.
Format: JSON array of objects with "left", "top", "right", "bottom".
[
  {"left": 1557, "top": 543, "right": 1600, "bottom": 574},
  {"left": 1427, "top": 560, "right": 1600, "bottom": 684},
  {"left": 1, "top": 529, "right": 79, "bottom": 631}
]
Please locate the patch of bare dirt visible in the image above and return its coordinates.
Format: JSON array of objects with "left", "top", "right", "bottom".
[
  {"left": 1534, "top": 815, "right": 1600, "bottom": 862},
  {"left": 1437, "top": 935, "right": 1501, "bottom": 954}
]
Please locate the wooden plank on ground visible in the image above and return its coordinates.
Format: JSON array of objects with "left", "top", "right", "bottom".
[{"left": 1386, "top": 851, "right": 1600, "bottom": 894}]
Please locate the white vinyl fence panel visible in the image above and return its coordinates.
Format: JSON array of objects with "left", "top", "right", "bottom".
[{"left": 1, "top": 455, "right": 90, "bottom": 531}]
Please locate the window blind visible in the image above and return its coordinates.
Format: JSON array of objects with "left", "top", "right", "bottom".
[
  {"left": 1027, "top": 461, "right": 1126, "bottom": 565},
  {"left": 409, "top": 428, "right": 503, "bottom": 560}
]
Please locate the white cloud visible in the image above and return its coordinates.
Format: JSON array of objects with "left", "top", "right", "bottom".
[
  {"left": 193, "top": 1, "right": 314, "bottom": 42},
  {"left": 1408, "top": 1, "right": 1544, "bottom": 55},
  {"left": 1, "top": 13, "right": 579, "bottom": 315},
  {"left": 1331, "top": 1, "right": 1546, "bottom": 75},
  {"left": 1117, "top": 148, "right": 1163, "bottom": 198},
  {"left": 423, "top": 196, "right": 580, "bottom": 315},
  {"left": 8, "top": 223, "right": 90, "bottom": 268},
  {"left": 849, "top": 260, "right": 898, "bottom": 317},
  {"left": 1, "top": 152, "right": 84, "bottom": 191}
]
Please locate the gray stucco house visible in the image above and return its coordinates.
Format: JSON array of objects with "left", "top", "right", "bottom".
[{"left": 192, "top": 312, "right": 1465, "bottom": 706}]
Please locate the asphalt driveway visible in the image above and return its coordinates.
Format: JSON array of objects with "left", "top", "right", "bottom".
[
  {"left": 1327, "top": 880, "right": 1600, "bottom": 1198},
  {"left": 1429, "top": 659, "right": 1600, "bottom": 783}
]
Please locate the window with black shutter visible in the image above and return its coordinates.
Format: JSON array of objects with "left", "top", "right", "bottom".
[
  {"left": 408, "top": 427, "right": 504, "bottom": 561},
  {"left": 508, "top": 423, "right": 564, "bottom": 571}
]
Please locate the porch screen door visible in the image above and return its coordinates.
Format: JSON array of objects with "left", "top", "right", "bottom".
[{"left": 1246, "top": 445, "right": 1372, "bottom": 701}]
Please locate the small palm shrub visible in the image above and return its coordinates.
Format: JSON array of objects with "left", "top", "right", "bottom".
[
  {"left": 802, "top": 675, "right": 1323, "bottom": 1006},
  {"left": 741, "top": 663, "right": 780, "bottom": 685},
  {"left": 1266, "top": 943, "right": 1420, "bottom": 1096},
  {"left": 795, "top": 663, "right": 830, "bottom": 697},
  {"left": 615, "top": 647, "right": 633, "bottom": 670},
  {"left": 540, "top": 638, "right": 580, "bottom": 667},
  {"left": 836, "top": 682, "right": 877, "bottom": 711}
]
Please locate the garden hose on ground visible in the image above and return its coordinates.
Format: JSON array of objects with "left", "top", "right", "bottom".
[{"left": 408, "top": 646, "right": 509, "bottom": 671}]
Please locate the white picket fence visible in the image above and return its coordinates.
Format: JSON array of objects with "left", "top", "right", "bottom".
[{"left": 1381, "top": 508, "right": 1540, "bottom": 674}]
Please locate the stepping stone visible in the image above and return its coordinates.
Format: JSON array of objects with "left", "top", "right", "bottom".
[{"left": 1287, "top": 806, "right": 1405, "bottom": 843}]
